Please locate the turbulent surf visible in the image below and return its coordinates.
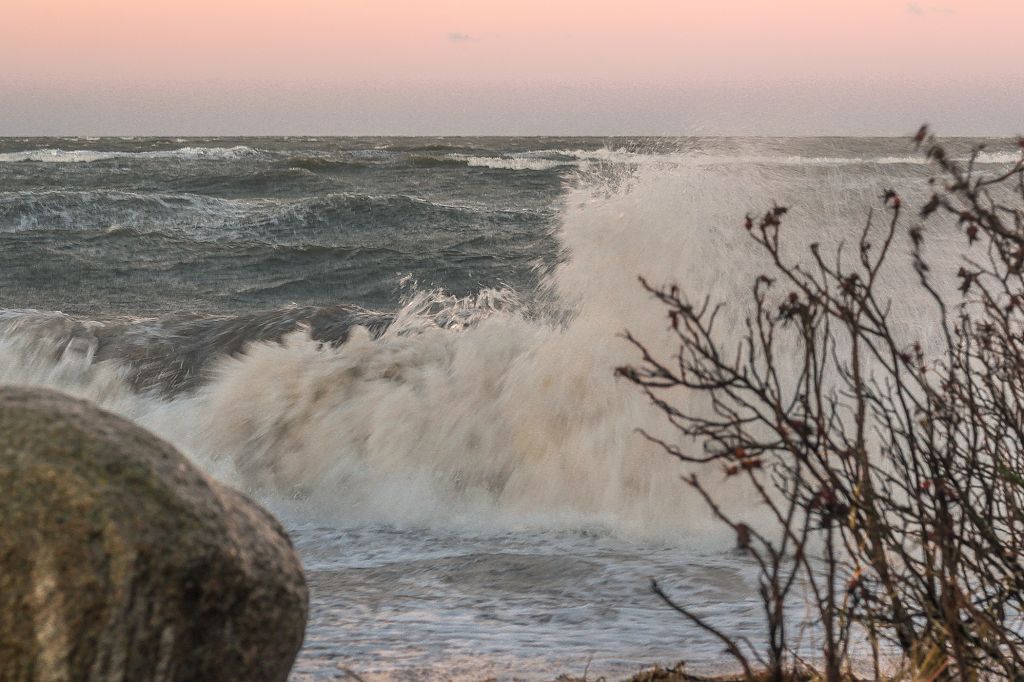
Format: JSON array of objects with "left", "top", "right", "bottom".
[{"left": 1, "top": 135, "right": 1015, "bottom": 679}]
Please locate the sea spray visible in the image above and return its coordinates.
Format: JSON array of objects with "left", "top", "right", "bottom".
[{"left": 142, "top": 165, "right": 774, "bottom": 538}]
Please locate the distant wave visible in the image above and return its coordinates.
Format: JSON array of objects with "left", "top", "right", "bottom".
[
  {"left": 963, "top": 151, "right": 1023, "bottom": 165},
  {"left": 446, "top": 148, "right": 1024, "bottom": 171},
  {"left": 0, "top": 189, "right": 529, "bottom": 239},
  {"left": 683, "top": 152, "right": 1023, "bottom": 166},
  {"left": 252, "top": 192, "right": 520, "bottom": 234},
  {"left": 7, "top": 145, "right": 1013, "bottom": 171},
  {"left": 407, "top": 155, "right": 469, "bottom": 169},
  {"left": 0, "top": 190, "right": 249, "bottom": 233},
  {"left": 401, "top": 143, "right": 511, "bottom": 156},
  {"left": 451, "top": 155, "right": 576, "bottom": 171},
  {"left": 0, "top": 146, "right": 266, "bottom": 164},
  {"left": 283, "top": 155, "right": 371, "bottom": 172}
]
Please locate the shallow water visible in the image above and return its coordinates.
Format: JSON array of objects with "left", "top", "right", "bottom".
[{"left": 287, "top": 524, "right": 761, "bottom": 681}]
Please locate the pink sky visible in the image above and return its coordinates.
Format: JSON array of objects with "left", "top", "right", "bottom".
[{"left": 2, "top": 0, "right": 1021, "bottom": 134}]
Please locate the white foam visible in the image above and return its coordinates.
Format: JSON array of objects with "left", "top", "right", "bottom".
[
  {"left": 457, "top": 155, "right": 575, "bottom": 171},
  {"left": 0, "top": 146, "right": 265, "bottom": 163},
  {"left": 450, "top": 147, "right": 1022, "bottom": 173}
]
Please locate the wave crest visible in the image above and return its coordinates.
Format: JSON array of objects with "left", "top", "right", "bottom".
[{"left": 0, "top": 146, "right": 265, "bottom": 164}]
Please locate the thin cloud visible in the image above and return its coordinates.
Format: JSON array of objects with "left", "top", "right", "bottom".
[
  {"left": 447, "top": 32, "right": 473, "bottom": 43},
  {"left": 907, "top": 2, "right": 957, "bottom": 16}
]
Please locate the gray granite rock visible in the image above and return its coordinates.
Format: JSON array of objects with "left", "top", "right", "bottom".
[{"left": 0, "top": 387, "right": 308, "bottom": 681}]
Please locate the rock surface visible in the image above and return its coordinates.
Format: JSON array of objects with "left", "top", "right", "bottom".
[{"left": 0, "top": 387, "right": 308, "bottom": 681}]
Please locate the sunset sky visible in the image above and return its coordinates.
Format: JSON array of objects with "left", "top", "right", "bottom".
[{"left": 3, "top": 0, "right": 1021, "bottom": 135}]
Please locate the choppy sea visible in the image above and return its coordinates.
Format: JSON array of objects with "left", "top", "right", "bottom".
[{"left": 1, "top": 135, "right": 1016, "bottom": 679}]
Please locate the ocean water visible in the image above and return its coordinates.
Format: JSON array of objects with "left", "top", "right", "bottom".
[{"left": 1, "top": 136, "right": 1017, "bottom": 680}]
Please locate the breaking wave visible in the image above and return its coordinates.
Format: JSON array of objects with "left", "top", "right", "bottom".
[
  {"left": 457, "top": 155, "right": 575, "bottom": 172},
  {"left": 442, "top": 148, "right": 1023, "bottom": 173},
  {"left": 0, "top": 150, "right": 983, "bottom": 540},
  {"left": 0, "top": 146, "right": 265, "bottom": 164}
]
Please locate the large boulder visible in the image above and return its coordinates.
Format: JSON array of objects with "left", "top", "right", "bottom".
[{"left": 0, "top": 387, "right": 308, "bottom": 681}]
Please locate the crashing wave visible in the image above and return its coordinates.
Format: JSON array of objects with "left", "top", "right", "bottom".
[{"left": 0, "top": 145, "right": 999, "bottom": 540}]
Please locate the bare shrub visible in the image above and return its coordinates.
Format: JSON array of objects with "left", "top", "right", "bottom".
[{"left": 618, "top": 128, "right": 1024, "bottom": 681}]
